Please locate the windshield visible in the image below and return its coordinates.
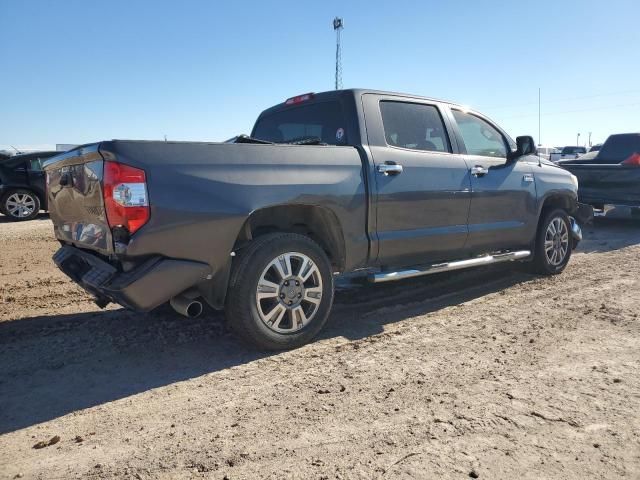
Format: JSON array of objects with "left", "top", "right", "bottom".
[
  {"left": 252, "top": 101, "right": 348, "bottom": 145},
  {"left": 1, "top": 152, "right": 58, "bottom": 169},
  {"left": 561, "top": 146, "right": 587, "bottom": 154}
]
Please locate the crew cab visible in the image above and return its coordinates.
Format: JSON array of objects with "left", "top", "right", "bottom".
[
  {"left": 559, "top": 133, "right": 640, "bottom": 218},
  {"left": 44, "top": 89, "right": 589, "bottom": 349}
]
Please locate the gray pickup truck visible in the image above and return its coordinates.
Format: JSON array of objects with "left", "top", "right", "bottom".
[{"left": 44, "top": 89, "right": 589, "bottom": 349}]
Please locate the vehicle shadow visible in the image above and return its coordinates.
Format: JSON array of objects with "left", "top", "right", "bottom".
[
  {"left": 0, "top": 265, "right": 533, "bottom": 434},
  {"left": 577, "top": 217, "right": 640, "bottom": 254},
  {"left": 0, "top": 212, "right": 50, "bottom": 224}
]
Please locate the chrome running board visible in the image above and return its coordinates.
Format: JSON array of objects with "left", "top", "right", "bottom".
[{"left": 369, "top": 250, "right": 531, "bottom": 283}]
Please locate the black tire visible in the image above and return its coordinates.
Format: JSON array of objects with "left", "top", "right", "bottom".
[
  {"left": 1, "top": 189, "right": 41, "bottom": 221},
  {"left": 225, "top": 232, "right": 335, "bottom": 350},
  {"left": 531, "top": 208, "right": 572, "bottom": 275}
]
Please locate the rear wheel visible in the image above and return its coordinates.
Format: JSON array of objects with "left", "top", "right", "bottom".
[
  {"left": 225, "top": 232, "right": 335, "bottom": 350},
  {"left": 531, "top": 208, "right": 572, "bottom": 275},
  {"left": 2, "top": 189, "right": 40, "bottom": 221}
]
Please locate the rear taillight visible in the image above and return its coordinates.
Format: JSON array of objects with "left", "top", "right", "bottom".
[
  {"left": 103, "top": 160, "right": 149, "bottom": 234},
  {"left": 622, "top": 153, "right": 640, "bottom": 166}
]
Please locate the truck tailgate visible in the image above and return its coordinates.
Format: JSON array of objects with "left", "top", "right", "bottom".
[
  {"left": 562, "top": 164, "right": 640, "bottom": 206},
  {"left": 43, "top": 144, "right": 113, "bottom": 255}
]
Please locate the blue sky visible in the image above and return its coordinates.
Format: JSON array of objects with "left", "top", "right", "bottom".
[{"left": 1, "top": 0, "right": 638, "bottom": 151}]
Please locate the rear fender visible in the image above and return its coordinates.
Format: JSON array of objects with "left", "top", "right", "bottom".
[{"left": 202, "top": 203, "right": 348, "bottom": 310}]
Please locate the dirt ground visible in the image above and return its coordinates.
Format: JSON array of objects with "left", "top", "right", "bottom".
[{"left": 1, "top": 214, "right": 639, "bottom": 479}]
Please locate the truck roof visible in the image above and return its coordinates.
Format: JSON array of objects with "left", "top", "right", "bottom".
[
  {"left": 258, "top": 88, "right": 465, "bottom": 117},
  {"left": 607, "top": 132, "right": 640, "bottom": 138}
]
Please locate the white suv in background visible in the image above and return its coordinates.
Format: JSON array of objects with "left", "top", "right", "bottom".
[
  {"left": 536, "top": 145, "right": 559, "bottom": 160},
  {"left": 549, "top": 146, "right": 587, "bottom": 163}
]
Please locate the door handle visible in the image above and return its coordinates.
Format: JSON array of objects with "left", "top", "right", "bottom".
[
  {"left": 377, "top": 162, "right": 403, "bottom": 176},
  {"left": 470, "top": 165, "right": 489, "bottom": 177}
]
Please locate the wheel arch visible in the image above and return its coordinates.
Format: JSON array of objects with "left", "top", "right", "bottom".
[
  {"left": 203, "top": 204, "right": 347, "bottom": 310},
  {"left": 233, "top": 204, "right": 347, "bottom": 272},
  {"left": 537, "top": 191, "right": 578, "bottom": 219}
]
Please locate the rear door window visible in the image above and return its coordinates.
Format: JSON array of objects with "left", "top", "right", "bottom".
[
  {"left": 253, "top": 101, "right": 348, "bottom": 145},
  {"left": 12, "top": 161, "right": 27, "bottom": 173},
  {"left": 379, "top": 101, "right": 451, "bottom": 153}
]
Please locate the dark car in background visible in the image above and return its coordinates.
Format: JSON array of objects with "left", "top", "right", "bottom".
[
  {"left": 589, "top": 143, "right": 603, "bottom": 152},
  {"left": 559, "top": 133, "right": 640, "bottom": 218},
  {"left": 0, "top": 151, "right": 59, "bottom": 220}
]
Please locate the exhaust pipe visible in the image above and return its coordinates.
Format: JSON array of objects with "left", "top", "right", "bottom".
[{"left": 170, "top": 295, "right": 203, "bottom": 318}]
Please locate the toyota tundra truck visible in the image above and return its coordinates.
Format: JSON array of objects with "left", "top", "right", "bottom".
[{"left": 44, "top": 89, "right": 590, "bottom": 350}]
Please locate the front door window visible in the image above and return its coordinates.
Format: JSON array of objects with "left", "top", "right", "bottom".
[{"left": 452, "top": 110, "right": 507, "bottom": 159}]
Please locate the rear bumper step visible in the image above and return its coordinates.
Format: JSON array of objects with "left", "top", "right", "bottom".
[
  {"left": 53, "top": 246, "right": 212, "bottom": 311},
  {"left": 592, "top": 204, "right": 640, "bottom": 219},
  {"left": 369, "top": 250, "right": 531, "bottom": 283}
]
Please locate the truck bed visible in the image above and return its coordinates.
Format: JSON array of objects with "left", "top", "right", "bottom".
[
  {"left": 560, "top": 163, "right": 640, "bottom": 207},
  {"left": 44, "top": 140, "right": 369, "bottom": 309}
]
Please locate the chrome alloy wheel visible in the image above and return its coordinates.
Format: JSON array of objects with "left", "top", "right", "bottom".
[
  {"left": 255, "top": 252, "right": 323, "bottom": 333},
  {"left": 544, "top": 217, "right": 569, "bottom": 266},
  {"left": 6, "top": 193, "right": 36, "bottom": 218}
]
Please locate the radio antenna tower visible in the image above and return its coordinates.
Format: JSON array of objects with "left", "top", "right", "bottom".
[{"left": 333, "top": 17, "right": 344, "bottom": 90}]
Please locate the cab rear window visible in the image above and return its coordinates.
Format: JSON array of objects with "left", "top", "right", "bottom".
[
  {"left": 562, "top": 146, "right": 587, "bottom": 154},
  {"left": 598, "top": 134, "right": 640, "bottom": 163},
  {"left": 253, "top": 101, "right": 348, "bottom": 145}
]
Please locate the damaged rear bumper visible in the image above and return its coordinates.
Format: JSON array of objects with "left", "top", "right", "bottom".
[{"left": 53, "top": 246, "right": 212, "bottom": 311}]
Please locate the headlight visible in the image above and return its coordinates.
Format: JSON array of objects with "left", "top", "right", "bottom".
[{"left": 570, "top": 174, "right": 579, "bottom": 189}]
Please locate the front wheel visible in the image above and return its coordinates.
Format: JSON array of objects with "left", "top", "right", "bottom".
[
  {"left": 225, "top": 232, "right": 335, "bottom": 350},
  {"left": 531, "top": 208, "right": 572, "bottom": 275}
]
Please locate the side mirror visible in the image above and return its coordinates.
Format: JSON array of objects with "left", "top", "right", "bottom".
[{"left": 508, "top": 136, "right": 536, "bottom": 162}]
